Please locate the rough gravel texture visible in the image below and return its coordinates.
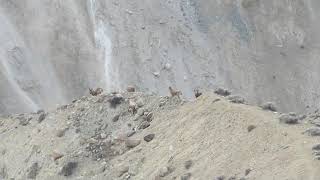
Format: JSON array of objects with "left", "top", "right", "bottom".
[{"left": 1, "top": 91, "right": 320, "bottom": 179}]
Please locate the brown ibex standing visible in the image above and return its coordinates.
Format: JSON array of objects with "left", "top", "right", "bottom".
[
  {"left": 169, "top": 86, "right": 182, "bottom": 98},
  {"left": 89, "top": 88, "right": 103, "bottom": 96},
  {"left": 128, "top": 98, "right": 137, "bottom": 114},
  {"left": 126, "top": 86, "right": 136, "bottom": 92}
]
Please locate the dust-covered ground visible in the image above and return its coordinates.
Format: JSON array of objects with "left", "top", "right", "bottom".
[{"left": 1, "top": 90, "right": 320, "bottom": 180}]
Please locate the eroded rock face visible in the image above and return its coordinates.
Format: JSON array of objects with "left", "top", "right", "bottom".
[{"left": 1, "top": 0, "right": 320, "bottom": 115}]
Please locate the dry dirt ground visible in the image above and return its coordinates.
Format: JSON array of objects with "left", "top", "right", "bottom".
[{"left": 1, "top": 91, "right": 320, "bottom": 180}]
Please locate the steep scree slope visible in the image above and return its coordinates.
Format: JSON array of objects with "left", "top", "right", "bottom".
[{"left": 1, "top": 0, "right": 320, "bottom": 114}]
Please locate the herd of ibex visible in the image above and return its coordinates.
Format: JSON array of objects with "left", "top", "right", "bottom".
[{"left": 89, "top": 86, "right": 202, "bottom": 98}]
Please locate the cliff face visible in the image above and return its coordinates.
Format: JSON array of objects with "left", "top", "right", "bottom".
[
  {"left": 0, "top": 0, "right": 103, "bottom": 114},
  {"left": 1, "top": 0, "right": 320, "bottom": 114}
]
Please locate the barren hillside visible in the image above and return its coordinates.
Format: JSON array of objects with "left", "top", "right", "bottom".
[
  {"left": 1, "top": 91, "right": 320, "bottom": 179},
  {"left": 1, "top": 1, "right": 320, "bottom": 179}
]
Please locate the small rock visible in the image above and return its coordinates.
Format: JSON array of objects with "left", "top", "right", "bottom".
[
  {"left": 159, "top": 101, "right": 166, "bottom": 107},
  {"left": 214, "top": 88, "right": 231, "bottom": 96},
  {"left": 101, "top": 123, "right": 108, "bottom": 130},
  {"left": 19, "top": 117, "right": 31, "bottom": 126},
  {"left": 213, "top": 98, "right": 221, "bottom": 103},
  {"left": 38, "top": 112, "right": 46, "bottom": 123},
  {"left": 261, "top": 102, "right": 277, "bottom": 112},
  {"left": 111, "top": 91, "right": 119, "bottom": 95},
  {"left": 143, "top": 112, "right": 153, "bottom": 122},
  {"left": 100, "top": 133, "right": 107, "bottom": 139},
  {"left": 116, "top": 166, "right": 129, "bottom": 177},
  {"left": 289, "top": 112, "right": 297, "bottom": 116},
  {"left": 310, "top": 119, "right": 320, "bottom": 127},
  {"left": 228, "top": 95, "right": 245, "bottom": 104},
  {"left": 159, "top": 20, "right": 167, "bottom": 24},
  {"left": 58, "top": 105, "right": 68, "bottom": 110},
  {"left": 137, "top": 108, "right": 146, "bottom": 116},
  {"left": 27, "top": 162, "right": 40, "bottom": 179},
  {"left": 310, "top": 112, "right": 320, "bottom": 119},
  {"left": 298, "top": 114, "right": 307, "bottom": 120},
  {"left": 36, "top": 110, "right": 44, "bottom": 114},
  {"left": 59, "top": 162, "right": 78, "bottom": 176},
  {"left": 184, "top": 160, "right": 193, "bottom": 169},
  {"left": 136, "top": 98, "right": 145, "bottom": 107},
  {"left": 124, "top": 173, "right": 131, "bottom": 179},
  {"left": 216, "top": 176, "right": 226, "bottom": 180},
  {"left": 108, "top": 95, "right": 124, "bottom": 108},
  {"left": 52, "top": 152, "right": 64, "bottom": 161},
  {"left": 144, "top": 134, "right": 155, "bottom": 142},
  {"left": 228, "top": 177, "right": 237, "bottom": 180},
  {"left": 159, "top": 166, "right": 174, "bottom": 177},
  {"left": 279, "top": 114, "right": 298, "bottom": 124},
  {"left": 1, "top": 149, "right": 6, "bottom": 155},
  {"left": 133, "top": 115, "right": 141, "bottom": 122},
  {"left": 97, "top": 95, "right": 108, "bottom": 103},
  {"left": 126, "top": 86, "right": 135, "bottom": 92},
  {"left": 56, "top": 128, "right": 68, "bottom": 137},
  {"left": 312, "top": 144, "right": 320, "bottom": 151},
  {"left": 75, "top": 128, "right": 81, "bottom": 133},
  {"left": 164, "top": 63, "right": 171, "bottom": 70},
  {"left": 245, "top": 169, "right": 251, "bottom": 176},
  {"left": 194, "top": 89, "right": 202, "bottom": 98},
  {"left": 97, "top": 165, "right": 106, "bottom": 173},
  {"left": 180, "top": 173, "right": 192, "bottom": 180},
  {"left": 127, "top": 131, "right": 136, "bottom": 137},
  {"left": 125, "top": 139, "right": 141, "bottom": 148},
  {"left": 153, "top": 72, "right": 160, "bottom": 77},
  {"left": 139, "top": 121, "right": 150, "bottom": 130},
  {"left": 87, "top": 138, "right": 99, "bottom": 144},
  {"left": 247, "top": 125, "right": 256, "bottom": 132},
  {"left": 314, "top": 151, "right": 320, "bottom": 156},
  {"left": 0, "top": 164, "right": 8, "bottom": 179},
  {"left": 304, "top": 127, "right": 320, "bottom": 136},
  {"left": 112, "top": 114, "right": 120, "bottom": 122}
]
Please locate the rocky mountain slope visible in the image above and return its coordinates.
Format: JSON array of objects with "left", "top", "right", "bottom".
[
  {"left": 1, "top": 0, "right": 320, "bottom": 114},
  {"left": 1, "top": 90, "right": 320, "bottom": 180}
]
